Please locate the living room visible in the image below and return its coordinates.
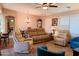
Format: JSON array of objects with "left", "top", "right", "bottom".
[{"left": 0, "top": 3, "right": 79, "bottom": 56}]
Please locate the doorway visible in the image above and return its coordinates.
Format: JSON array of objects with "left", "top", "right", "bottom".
[{"left": 6, "top": 16, "right": 15, "bottom": 34}]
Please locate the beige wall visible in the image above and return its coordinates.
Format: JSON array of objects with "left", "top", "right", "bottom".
[
  {"left": 41, "top": 15, "right": 59, "bottom": 33},
  {"left": 42, "top": 10, "right": 79, "bottom": 37},
  {"left": 3, "top": 8, "right": 40, "bottom": 32},
  {"left": 16, "top": 12, "right": 40, "bottom": 31},
  {"left": 0, "top": 4, "right": 2, "bottom": 14}
]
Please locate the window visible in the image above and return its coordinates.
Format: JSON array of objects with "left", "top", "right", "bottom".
[{"left": 0, "top": 14, "right": 4, "bottom": 32}]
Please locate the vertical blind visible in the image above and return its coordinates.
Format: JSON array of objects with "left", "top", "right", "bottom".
[{"left": 59, "top": 14, "right": 79, "bottom": 37}]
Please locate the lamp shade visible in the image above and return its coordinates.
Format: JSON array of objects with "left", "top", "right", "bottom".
[{"left": 51, "top": 26, "right": 58, "bottom": 36}]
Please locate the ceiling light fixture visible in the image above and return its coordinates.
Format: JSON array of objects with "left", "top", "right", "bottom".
[
  {"left": 43, "top": 6, "right": 48, "bottom": 10},
  {"left": 11, "top": 19, "right": 14, "bottom": 22}
]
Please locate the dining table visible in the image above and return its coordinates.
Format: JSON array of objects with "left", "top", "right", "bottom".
[{"left": 0, "top": 33, "right": 9, "bottom": 48}]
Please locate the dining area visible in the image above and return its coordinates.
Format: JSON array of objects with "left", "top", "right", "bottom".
[{"left": 0, "top": 32, "right": 11, "bottom": 55}]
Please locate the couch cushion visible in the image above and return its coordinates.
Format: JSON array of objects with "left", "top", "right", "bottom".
[
  {"left": 26, "top": 29, "right": 38, "bottom": 36},
  {"left": 37, "top": 31, "right": 46, "bottom": 35},
  {"left": 32, "top": 35, "right": 49, "bottom": 39},
  {"left": 54, "top": 37, "right": 65, "bottom": 41},
  {"left": 26, "top": 28, "right": 46, "bottom": 35},
  {"left": 37, "top": 28, "right": 46, "bottom": 35}
]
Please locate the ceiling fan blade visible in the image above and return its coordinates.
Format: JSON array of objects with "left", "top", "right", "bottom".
[
  {"left": 43, "top": 3, "right": 47, "bottom": 5},
  {"left": 35, "top": 3, "right": 58, "bottom": 9},
  {"left": 36, "top": 6, "right": 41, "bottom": 8},
  {"left": 49, "top": 5, "right": 58, "bottom": 7}
]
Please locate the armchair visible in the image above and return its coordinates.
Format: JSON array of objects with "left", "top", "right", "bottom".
[
  {"left": 37, "top": 46, "right": 65, "bottom": 56},
  {"left": 12, "top": 31, "right": 30, "bottom": 53},
  {"left": 54, "top": 30, "right": 70, "bottom": 46}
]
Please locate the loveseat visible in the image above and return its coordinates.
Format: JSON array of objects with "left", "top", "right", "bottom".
[{"left": 23, "top": 28, "right": 53, "bottom": 44}]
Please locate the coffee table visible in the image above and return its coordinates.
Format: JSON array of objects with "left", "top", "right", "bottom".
[{"left": 73, "top": 48, "right": 79, "bottom": 56}]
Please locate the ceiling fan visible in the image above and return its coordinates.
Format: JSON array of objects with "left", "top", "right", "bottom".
[{"left": 36, "top": 3, "right": 58, "bottom": 9}]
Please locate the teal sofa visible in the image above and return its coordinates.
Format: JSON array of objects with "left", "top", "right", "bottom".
[{"left": 37, "top": 46, "right": 65, "bottom": 56}]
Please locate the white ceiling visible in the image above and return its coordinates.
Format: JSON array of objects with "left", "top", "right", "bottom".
[{"left": 2, "top": 3, "right": 79, "bottom": 16}]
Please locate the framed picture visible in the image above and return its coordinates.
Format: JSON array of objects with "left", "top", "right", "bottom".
[
  {"left": 52, "top": 18, "right": 58, "bottom": 26},
  {"left": 37, "top": 19, "right": 42, "bottom": 28}
]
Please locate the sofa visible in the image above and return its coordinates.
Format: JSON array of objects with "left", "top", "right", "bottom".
[
  {"left": 23, "top": 28, "right": 53, "bottom": 44},
  {"left": 37, "top": 46, "right": 65, "bottom": 56},
  {"left": 70, "top": 37, "right": 79, "bottom": 49}
]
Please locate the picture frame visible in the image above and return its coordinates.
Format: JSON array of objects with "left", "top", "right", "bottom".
[
  {"left": 37, "top": 19, "right": 42, "bottom": 28},
  {"left": 52, "top": 18, "right": 58, "bottom": 26}
]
